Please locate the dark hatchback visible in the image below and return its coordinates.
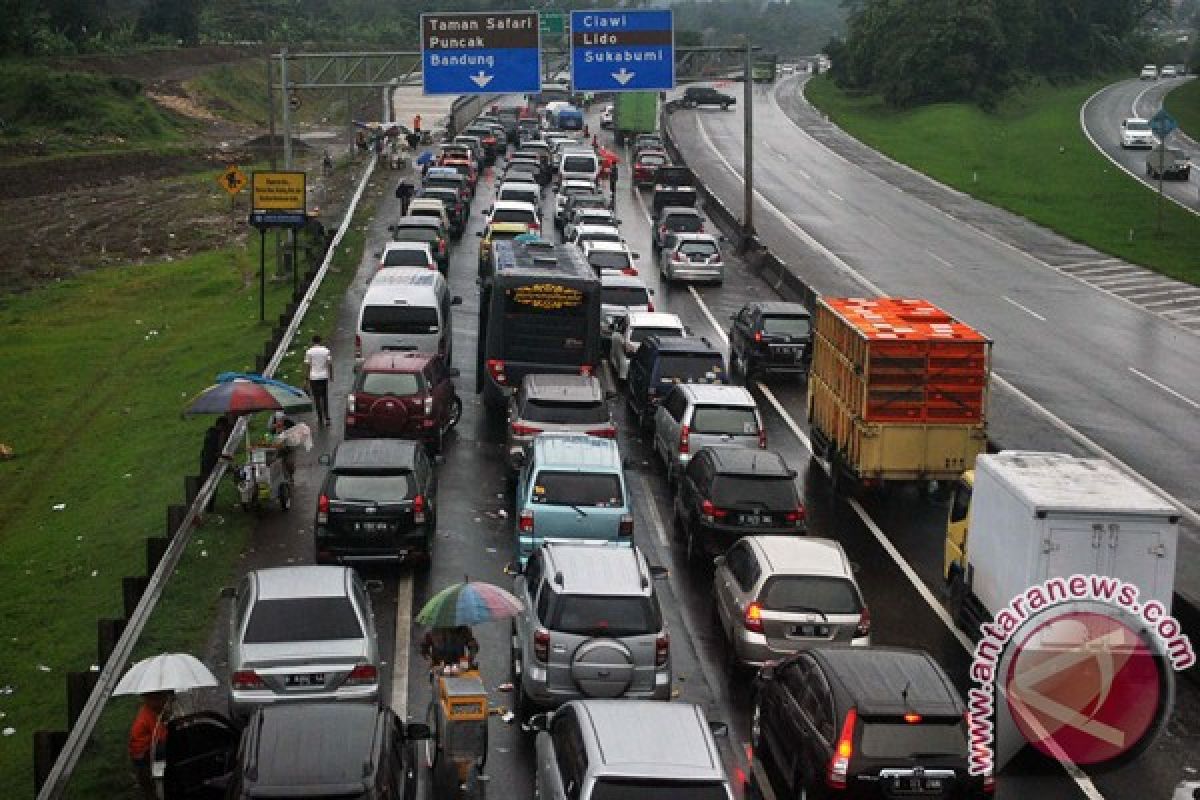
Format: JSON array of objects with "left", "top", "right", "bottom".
[
  {"left": 315, "top": 439, "right": 438, "bottom": 569},
  {"left": 750, "top": 646, "right": 991, "bottom": 799}
]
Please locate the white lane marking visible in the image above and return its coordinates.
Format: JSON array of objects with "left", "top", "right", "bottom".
[
  {"left": 391, "top": 572, "right": 413, "bottom": 719},
  {"left": 637, "top": 473, "right": 670, "bottom": 547},
  {"left": 795, "top": 166, "right": 813, "bottom": 180},
  {"left": 755, "top": 382, "right": 812, "bottom": 452},
  {"left": 1001, "top": 295, "right": 1047, "bottom": 321},
  {"left": 1129, "top": 367, "right": 1200, "bottom": 410},
  {"left": 827, "top": 189, "right": 844, "bottom": 202},
  {"left": 693, "top": 102, "right": 1200, "bottom": 532},
  {"left": 1057, "top": 258, "right": 1123, "bottom": 270},
  {"left": 927, "top": 251, "right": 956, "bottom": 269},
  {"left": 1131, "top": 80, "right": 1161, "bottom": 118},
  {"left": 687, "top": 285, "right": 729, "bottom": 343}
]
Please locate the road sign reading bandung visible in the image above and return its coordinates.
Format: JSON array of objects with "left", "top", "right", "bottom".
[
  {"left": 421, "top": 11, "right": 541, "bottom": 96},
  {"left": 570, "top": 9, "right": 674, "bottom": 92},
  {"left": 1149, "top": 109, "right": 1177, "bottom": 139}
]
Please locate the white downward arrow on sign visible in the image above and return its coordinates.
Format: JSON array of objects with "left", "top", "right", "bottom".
[
  {"left": 470, "top": 71, "right": 494, "bottom": 88},
  {"left": 612, "top": 68, "right": 636, "bottom": 85}
]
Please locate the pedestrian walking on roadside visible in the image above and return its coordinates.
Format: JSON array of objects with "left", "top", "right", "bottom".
[
  {"left": 129, "top": 690, "right": 173, "bottom": 800},
  {"left": 609, "top": 163, "right": 619, "bottom": 208},
  {"left": 413, "top": 113, "right": 422, "bottom": 133},
  {"left": 395, "top": 178, "right": 415, "bottom": 216},
  {"left": 304, "top": 334, "right": 333, "bottom": 427}
]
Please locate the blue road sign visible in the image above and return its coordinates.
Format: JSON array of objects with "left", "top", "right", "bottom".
[
  {"left": 421, "top": 11, "right": 541, "bottom": 96},
  {"left": 1149, "top": 109, "right": 1177, "bottom": 139},
  {"left": 570, "top": 9, "right": 674, "bottom": 92}
]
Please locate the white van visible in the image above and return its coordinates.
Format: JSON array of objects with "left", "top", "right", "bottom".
[
  {"left": 355, "top": 268, "right": 462, "bottom": 367},
  {"left": 497, "top": 181, "right": 542, "bottom": 208},
  {"left": 558, "top": 150, "right": 600, "bottom": 185}
]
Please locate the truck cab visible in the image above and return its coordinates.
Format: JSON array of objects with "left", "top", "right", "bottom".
[{"left": 943, "top": 469, "right": 974, "bottom": 582}]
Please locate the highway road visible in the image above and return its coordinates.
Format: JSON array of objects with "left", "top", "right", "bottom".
[{"left": 183, "top": 90, "right": 1200, "bottom": 800}]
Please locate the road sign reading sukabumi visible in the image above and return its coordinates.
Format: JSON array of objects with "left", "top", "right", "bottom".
[
  {"left": 570, "top": 9, "right": 674, "bottom": 92},
  {"left": 421, "top": 11, "right": 541, "bottom": 96}
]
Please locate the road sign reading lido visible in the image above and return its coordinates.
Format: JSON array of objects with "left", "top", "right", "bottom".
[
  {"left": 570, "top": 9, "right": 674, "bottom": 92},
  {"left": 421, "top": 11, "right": 541, "bottom": 96}
]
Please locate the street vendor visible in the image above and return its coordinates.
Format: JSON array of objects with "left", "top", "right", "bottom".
[
  {"left": 421, "top": 625, "right": 480, "bottom": 670},
  {"left": 267, "top": 411, "right": 299, "bottom": 477}
]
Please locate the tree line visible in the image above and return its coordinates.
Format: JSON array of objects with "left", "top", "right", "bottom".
[{"left": 825, "top": 0, "right": 1183, "bottom": 108}]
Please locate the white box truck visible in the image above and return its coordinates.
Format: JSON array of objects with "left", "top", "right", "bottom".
[{"left": 943, "top": 451, "right": 1179, "bottom": 632}]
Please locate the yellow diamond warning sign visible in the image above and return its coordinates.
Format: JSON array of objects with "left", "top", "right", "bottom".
[
  {"left": 217, "top": 165, "right": 247, "bottom": 195},
  {"left": 251, "top": 171, "right": 306, "bottom": 213}
]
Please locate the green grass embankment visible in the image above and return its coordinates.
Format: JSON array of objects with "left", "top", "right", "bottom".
[
  {"left": 1164, "top": 77, "right": 1200, "bottom": 143},
  {"left": 805, "top": 76, "right": 1200, "bottom": 285}
]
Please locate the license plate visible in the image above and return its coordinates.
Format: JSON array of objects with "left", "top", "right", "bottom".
[
  {"left": 772, "top": 346, "right": 795, "bottom": 355},
  {"left": 739, "top": 513, "right": 768, "bottom": 525},
  {"left": 891, "top": 776, "right": 941, "bottom": 792},
  {"left": 355, "top": 521, "right": 393, "bottom": 534},
  {"left": 286, "top": 673, "right": 325, "bottom": 687},
  {"left": 792, "top": 624, "right": 830, "bottom": 637}
]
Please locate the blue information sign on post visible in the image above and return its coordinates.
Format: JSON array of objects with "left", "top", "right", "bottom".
[
  {"left": 1149, "top": 109, "right": 1177, "bottom": 139},
  {"left": 570, "top": 9, "right": 674, "bottom": 92},
  {"left": 421, "top": 11, "right": 542, "bottom": 96}
]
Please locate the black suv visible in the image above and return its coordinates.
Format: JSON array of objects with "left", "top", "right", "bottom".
[
  {"left": 750, "top": 646, "right": 991, "bottom": 798},
  {"left": 682, "top": 86, "right": 736, "bottom": 110},
  {"left": 652, "top": 206, "right": 706, "bottom": 252},
  {"left": 163, "top": 702, "right": 430, "bottom": 800},
  {"left": 673, "top": 446, "right": 804, "bottom": 561},
  {"left": 315, "top": 439, "right": 438, "bottom": 569},
  {"left": 652, "top": 166, "right": 698, "bottom": 214},
  {"left": 626, "top": 335, "right": 727, "bottom": 430},
  {"left": 728, "top": 302, "right": 813, "bottom": 381}
]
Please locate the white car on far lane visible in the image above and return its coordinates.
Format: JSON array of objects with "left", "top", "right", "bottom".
[{"left": 1120, "top": 117, "right": 1157, "bottom": 149}]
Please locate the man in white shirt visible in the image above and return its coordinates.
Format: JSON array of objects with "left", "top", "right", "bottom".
[{"left": 304, "top": 334, "right": 333, "bottom": 427}]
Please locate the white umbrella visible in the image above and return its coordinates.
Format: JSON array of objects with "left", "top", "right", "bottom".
[{"left": 113, "top": 653, "right": 218, "bottom": 696}]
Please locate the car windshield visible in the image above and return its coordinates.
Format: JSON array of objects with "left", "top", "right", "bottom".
[
  {"left": 691, "top": 405, "right": 759, "bottom": 436},
  {"left": 679, "top": 241, "right": 718, "bottom": 258},
  {"left": 243, "top": 597, "right": 363, "bottom": 643},
  {"left": 551, "top": 595, "right": 660, "bottom": 637},
  {"left": 574, "top": 196, "right": 608, "bottom": 210},
  {"left": 563, "top": 156, "right": 597, "bottom": 173},
  {"left": 760, "top": 576, "right": 861, "bottom": 614},
  {"left": 382, "top": 249, "right": 430, "bottom": 267},
  {"left": 631, "top": 326, "right": 684, "bottom": 343},
  {"left": 581, "top": 232, "right": 622, "bottom": 246},
  {"left": 762, "top": 315, "right": 812, "bottom": 337},
  {"left": 531, "top": 471, "right": 623, "bottom": 507},
  {"left": 638, "top": 154, "right": 667, "bottom": 167},
  {"left": 589, "top": 251, "right": 632, "bottom": 270},
  {"left": 501, "top": 190, "right": 539, "bottom": 205},
  {"left": 603, "top": 286, "right": 651, "bottom": 307},
  {"left": 394, "top": 227, "right": 439, "bottom": 243},
  {"left": 331, "top": 474, "right": 416, "bottom": 503},
  {"left": 493, "top": 209, "right": 536, "bottom": 224},
  {"left": 860, "top": 719, "right": 968, "bottom": 759},
  {"left": 360, "top": 305, "right": 439, "bottom": 334},
  {"left": 590, "top": 780, "right": 729, "bottom": 800},
  {"left": 666, "top": 214, "right": 703, "bottom": 232},
  {"left": 1126, "top": 120, "right": 1150, "bottom": 131},
  {"left": 522, "top": 398, "right": 609, "bottom": 424},
  {"left": 360, "top": 372, "right": 422, "bottom": 396},
  {"left": 711, "top": 475, "right": 796, "bottom": 508},
  {"left": 657, "top": 354, "right": 723, "bottom": 381}
]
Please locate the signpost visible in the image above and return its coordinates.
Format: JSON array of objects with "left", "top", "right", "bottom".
[
  {"left": 250, "top": 171, "right": 307, "bottom": 321},
  {"left": 1149, "top": 109, "right": 1177, "bottom": 233},
  {"left": 420, "top": 11, "right": 542, "bottom": 95},
  {"left": 569, "top": 9, "right": 674, "bottom": 92}
]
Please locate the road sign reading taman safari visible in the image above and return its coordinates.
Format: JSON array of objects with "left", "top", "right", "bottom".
[
  {"left": 217, "top": 165, "right": 247, "bottom": 196},
  {"left": 421, "top": 11, "right": 541, "bottom": 96},
  {"left": 250, "top": 171, "right": 307, "bottom": 228},
  {"left": 570, "top": 9, "right": 674, "bottom": 92}
]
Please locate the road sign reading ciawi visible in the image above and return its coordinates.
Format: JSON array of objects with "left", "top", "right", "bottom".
[
  {"left": 421, "top": 11, "right": 541, "bottom": 96},
  {"left": 570, "top": 9, "right": 674, "bottom": 92}
]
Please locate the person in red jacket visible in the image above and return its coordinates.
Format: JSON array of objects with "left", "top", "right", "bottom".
[{"left": 129, "top": 691, "right": 173, "bottom": 799}]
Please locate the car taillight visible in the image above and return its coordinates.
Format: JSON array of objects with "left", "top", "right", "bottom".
[
  {"left": 533, "top": 628, "right": 550, "bottom": 662},
  {"left": 827, "top": 707, "right": 857, "bottom": 789},
  {"left": 317, "top": 493, "right": 330, "bottom": 524},
  {"left": 754, "top": 330, "right": 763, "bottom": 343},
  {"left": 744, "top": 601, "right": 764, "bottom": 633},
  {"left": 486, "top": 359, "right": 507, "bottom": 385},
  {"left": 347, "top": 394, "right": 356, "bottom": 414},
  {"left": 438, "top": 240, "right": 446, "bottom": 256},
  {"left": 618, "top": 514, "right": 634, "bottom": 538},
  {"left": 355, "top": 334, "right": 362, "bottom": 359},
  {"left": 529, "top": 222, "right": 540, "bottom": 231},
  {"left": 903, "top": 712, "right": 922, "bottom": 724},
  {"left": 659, "top": 225, "right": 667, "bottom": 235},
  {"left": 673, "top": 252, "right": 687, "bottom": 263},
  {"left": 519, "top": 509, "right": 534, "bottom": 533},
  {"left": 511, "top": 422, "right": 542, "bottom": 436},
  {"left": 786, "top": 505, "right": 806, "bottom": 525},
  {"left": 647, "top": 300, "right": 655, "bottom": 312},
  {"left": 758, "top": 428, "right": 767, "bottom": 449},
  {"left": 346, "top": 663, "right": 378, "bottom": 685},
  {"left": 700, "top": 499, "right": 727, "bottom": 523},
  {"left": 655, "top": 632, "right": 670, "bottom": 667},
  {"left": 586, "top": 426, "right": 616, "bottom": 438},
  {"left": 424, "top": 395, "right": 433, "bottom": 415},
  {"left": 621, "top": 267, "right": 638, "bottom": 276},
  {"left": 580, "top": 364, "right": 593, "bottom": 376},
  {"left": 231, "top": 670, "right": 265, "bottom": 690},
  {"left": 679, "top": 424, "right": 690, "bottom": 455},
  {"left": 854, "top": 605, "right": 871, "bottom": 638},
  {"left": 413, "top": 494, "right": 426, "bottom": 524}
]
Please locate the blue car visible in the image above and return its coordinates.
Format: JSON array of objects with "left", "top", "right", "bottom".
[{"left": 513, "top": 434, "right": 634, "bottom": 566}]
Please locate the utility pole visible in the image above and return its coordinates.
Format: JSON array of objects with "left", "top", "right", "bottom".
[
  {"left": 742, "top": 39, "right": 755, "bottom": 247},
  {"left": 280, "top": 46, "right": 293, "bottom": 170},
  {"left": 267, "top": 55, "right": 277, "bottom": 170}
]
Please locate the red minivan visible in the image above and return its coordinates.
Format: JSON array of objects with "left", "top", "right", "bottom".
[{"left": 345, "top": 352, "right": 462, "bottom": 453}]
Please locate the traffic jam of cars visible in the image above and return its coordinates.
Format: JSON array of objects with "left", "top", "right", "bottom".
[{"left": 155, "top": 81, "right": 1192, "bottom": 800}]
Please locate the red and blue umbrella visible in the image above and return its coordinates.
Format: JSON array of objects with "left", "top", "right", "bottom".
[
  {"left": 183, "top": 373, "right": 312, "bottom": 416},
  {"left": 416, "top": 579, "right": 523, "bottom": 627}
]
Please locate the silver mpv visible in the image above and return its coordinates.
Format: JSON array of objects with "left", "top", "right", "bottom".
[
  {"left": 510, "top": 544, "right": 671, "bottom": 718},
  {"left": 505, "top": 374, "right": 616, "bottom": 474},
  {"left": 652, "top": 384, "right": 765, "bottom": 485}
]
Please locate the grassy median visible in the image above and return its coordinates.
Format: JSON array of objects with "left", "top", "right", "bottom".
[
  {"left": 805, "top": 76, "right": 1200, "bottom": 285},
  {"left": 1164, "top": 77, "right": 1200, "bottom": 144}
]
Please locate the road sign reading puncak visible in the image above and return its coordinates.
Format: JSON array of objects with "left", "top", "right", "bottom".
[{"left": 421, "top": 11, "right": 542, "bottom": 96}]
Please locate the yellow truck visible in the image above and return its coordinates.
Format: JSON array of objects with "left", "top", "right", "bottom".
[{"left": 807, "top": 297, "right": 990, "bottom": 492}]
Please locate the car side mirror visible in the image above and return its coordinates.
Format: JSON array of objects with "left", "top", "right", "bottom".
[
  {"left": 448, "top": 367, "right": 461, "bottom": 378},
  {"left": 632, "top": 253, "right": 641, "bottom": 260},
  {"left": 605, "top": 390, "right": 619, "bottom": 400},
  {"left": 648, "top": 565, "right": 669, "bottom": 579},
  {"left": 708, "top": 721, "right": 730, "bottom": 738},
  {"left": 387, "top": 224, "right": 396, "bottom": 232},
  {"left": 526, "top": 712, "right": 551, "bottom": 732},
  {"left": 616, "top": 218, "right": 623, "bottom": 225},
  {"left": 476, "top": 231, "right": 484, "bottom": 237},
  {"left": 788, "top": 469, "right": 799, "bottom": 479},
  {"left": 451, "top": 296, "right": 463, "bottom": 305},
  {"left": 648, "top": 288, "right": 656, "bottom": 295},
  {"left": 759, "top": 660, "right": 777, "bottom": 681},
  {"left": 374, "top": 251, "right": 382, "bottom": 258},
  {"left": 219, "top": 586, "right": 236, "bottom": 600},
  {"left": 434, "top": 454, "right": 446, "bottom": 465},
  {"left": 622, "top": 457, "right": 634, "bottom": 469},
  {"left": 405, "top": 722, "right": 433, "bottom": 740},
  {"left": 506, "top": 560, "right": 524, "bottom": 576},
  {"left": 712, "top": 555, "right": 726, "bottom": 568},
  {"left": 318, "top": 454, "right": 331, "bottom": 466}
]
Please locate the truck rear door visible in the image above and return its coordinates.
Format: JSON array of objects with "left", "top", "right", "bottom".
[
  {"left": 1106, "top": 522, "right": 1173, "bottom": 603},
  {"left": 1042, "top": 523, "right": 1103, "bottom": 582}
]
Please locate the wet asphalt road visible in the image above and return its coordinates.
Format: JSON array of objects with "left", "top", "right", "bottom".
[{"left": 216, "top": 92, "right": 1200, "bottom": 800}]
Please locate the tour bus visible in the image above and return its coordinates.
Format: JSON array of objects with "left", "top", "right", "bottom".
[{"left": 477, "top": 240, "right": 602, "bottom": 410}]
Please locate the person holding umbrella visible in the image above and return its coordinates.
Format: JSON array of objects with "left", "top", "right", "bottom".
[
  {"left": 129, "top": 690, "right": 173, "bottom": 799},
  {"left": 416, "top": 578, "right": 521, "bottom": 673},
  {"left": 420, "top": 626, "right": 480, "bottom": 670}
]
